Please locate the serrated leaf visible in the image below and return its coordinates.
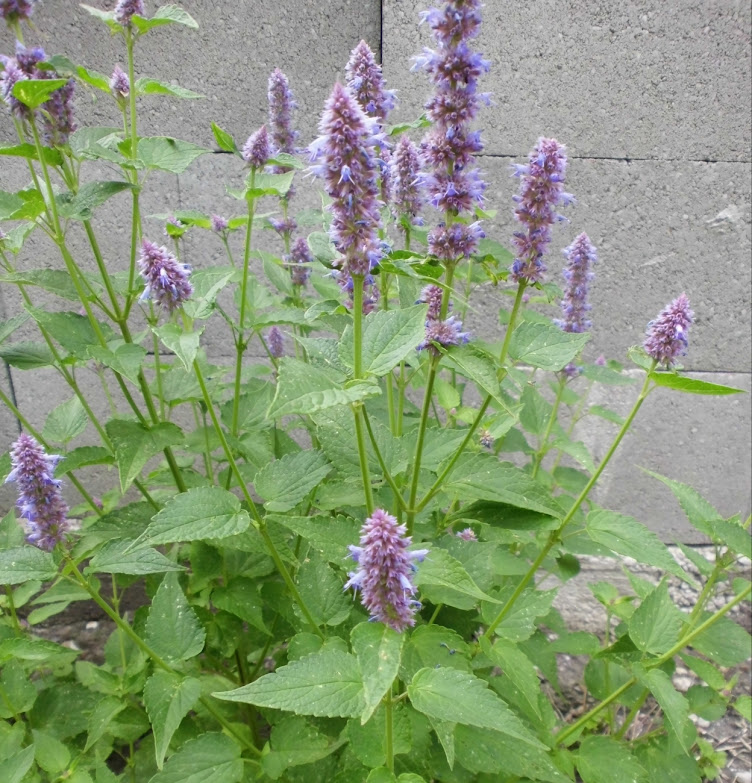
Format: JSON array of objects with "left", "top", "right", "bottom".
[
  {"left": 485, "top": 587, "right": 556, "bottom": 643},
  {"left": 268, "top": 357, "right": 380, "bottom": 418},
  {"left": 691, "top": 616, "right": 752, "bottom": 666},
  {"left": 576, "top": 736, "right": 648, "bottom": 783},
  {"left": 480, "top": 637, "right": 542, "bottom": 719},
  {"left": 144, "top": 572, "right": 205, "bottom": 663},
  {"left": 360, "top": 305, "right": 428, "bottom": 376},
  {"left": 589, "top": 404, "right": 625, "bottom": 425},
  {"left": 628, "top": 581, "right": 684, "bottom": 654},
  {"left": 57, "top": 181, "right": 132, "bottom": 221},
  {"left": 26, "top": 308, "right": 115, "bottom": 359},
  {"left": 105, "top": 419, "right": 184, "bottom": 492},
  {"left": 0, "top": 547, "right": 57, "bottom": 584},
  {"left": 84, "top": 696, "right": 126, "bottom": 751},
  {"left": 143, "top": 671, "right": 201, "bottom": 769},
  {"left": 634, "top": 666, "right": 696, "bottom": 754},
  {"left": 261, "top": 715, "right": 338, "bottom": 779},
  {"left": 0, "top": 313, "right": 29, "bottom": 345},
  {"left": 88, "top": 540, "right": 186, "bottom": 575},
  {"left": 144, "top": 487, "right": 250, "bottom": 544},
  {"left": 213, "top": 649, "right": 365, "bottom": 718},
  {"left": 88, "top": 343, "right": 147, "bottom": 386},
  {"left": 351, "top": 622, "right": 405, "bottom": 724},
  {"left": 31, "top": 730, "right": 69, "bottom": 773},
  {"left": 581, "top": 364, "right": 636, "bottom": 385},
  {"left": 295, "top": 553, "right": 350, "bottom": 627},
  {"left": 136, "top": 137, "right": 208, "bottom": 173},
  {"left": 266, "top": 514, "right": 359, "bottom": 563},
  {"left": 641, "top": 469, "right": 721, "bottom": 539},
  {"left": 442, "top": 343, "right": 507, "bottom": 407},
  {"left": 212, "top": 577, "right": 268, "bottom": 634},
  {"left": 650, "top": 373, "right": 745, "bottom": 395},
  {"left": 0, "top": 141, "right": 62, "bottom": 166},
  {"left": 407, "top": 667, "right": 545, "bottom": 747},
  {"left": 587, "top": 509, "right": 691, "bottom": 583},
  {"left": 12, "top": 78, "right": 68, "bottom": 109},
  {"left": 153, "top": 324, "right": 202, "bottom": 371},
  {"left": 211, "top": 122, "right": 237, "bottom": 153},
  {"left": 443, "top": 454, "right": 562, "bottom": 518},
  {"left": 56, "top": 446, "right": 114, "bottom": 476},
  {"left": 733, "top": 695, "right": 752, "bottom": 722},
  {"left": 254, "top": 450, "right": 331, "bottom": 511},
  {"left": 509, "top": 321, "right": 590, "bottom": 371},
  {"left": 42, "top": 396, "right": 87, "bottom": 444},
  {"left": 148, "top": 733, "right": 242, "bottom": 783},
  {"left": 414, "top": 547, "right": 500, "bottom": 609},
  {"left": 0, "top": 269, "right": 82, "bottom": 301},
  {"left": 135, "top": 77, "right": 203, "bottom": 99}
]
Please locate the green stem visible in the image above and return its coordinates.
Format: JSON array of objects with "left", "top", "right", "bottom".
[
  {"left": 351, "top": 274, "right": 374, "bottom": 513},
  {"left": 362, "top": 409, "right": 408, "bottom": 515},
  {"left": 531, "top": 375, "right": 566, "bottom": 479},
  {"left": 406, "top": 357, "right": 438, "bottom": 533},
  {"left": 483, "top": 364, "right": 657, "bottom": 639},
  {"left": 614, "top": 688, "right": 649, "bottom": 740},
  {"left": 84, "top": 221, "right": 123, "bottom": 320},
  {"left": 124, "top": 27, "right": 141, "bottom": 312},
  {"left": 193, "top": 360, "right": 325, "bottom": 639},
  {"left": 396, "top": 362, "right": 406, "bottom": 437},
  {"left": 500, "top": 282, "right": 527, "bottom": 364},
  {"left": 4, "top": 586, "right": 21, "bottom": 634},
  {"left": 384, "top": 684, "right": 395, "bottom": 774}
]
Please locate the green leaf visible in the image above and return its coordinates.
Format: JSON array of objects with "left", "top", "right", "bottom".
[
  {"left": 144, "top": 573, "right": 205, "bottom": 663},
  {"left": 144, "top": 487, "right": 250, "bottom": 544},
  {"left": 84, "top": 696, "right": 126, "bottom": 751},
  {"left": 46, "top": 54, "right": 110, "bottom": 92},
  {"left": 12, "top": 78, "right": 69, "bottom": 109},
  {"left": 262, "top": 716, "right": 340, "bottom": 779},
  {"left": 733, "top": 694, "right": 751, "bottom": 722},
  {"left": 254, "top": 451, "right": 331, "bottom": 511},
  {"left": 212, "top": 577, "right": 268, "bottom": 634},
  {"left": 414, "top": 547, "right": 500, "bottom": 609},
  {"left": 268, "top": 357, "right": 380, "bottom": 418},
  {"left": 0, "top": 547, "right": 57, "bottom": 584},
  {"left": 0, "top": 142, "right": 62, "bottom": 166},
  {"left": 246, "top": 171, "right": 295, "bottom": 198},
  {"left": 650, "top": 373, "right": 745, "bottom": 395},
  {"left": 586, "top": 509, "right": 690, "bottom": 582},
  {"left": 407, "top": 667, "right": 545, "bottom": 747},
  {"left": 509, "top": 321, "right": 590, "bottom": 371},
  {"left": 143, "top": 671, "right": 201, "bottom": 769},
  {"left": 442, "top": 343, "right": 507, "bottom": 407},
  {"left": 136, "top": 137, "right": 208, "bottom": 173},
  {"left": 0, "top": 746, "right": 35, "bottom": 783},
  {"left": 351, "top": 622, "right": 405, "bottom": 724},
  {"left": 105, "top": 419, "right": 184, "bottom": 492},
  {"left": 148, "top": 733, "right": 242, "bottom": 783},
  {"left": 32, "top": 729, "right": 70, "bottom": 774},
  {"left": 443, "top": 454, "right": 563, "bottom": 518},
  {"left": 519, "top": 384, "right": 552, "bottom": 436},
  {"left": 0, "top": 269, "right": 82, "bottom": 301},
  {"left": 628, "top": 580, "right": 684, "bottom": 655},
  {"left": 634, "top": 666, "right": 696, "bottom": 754},
  {"left": 153, "top": 324, "right": 202, "bottom": 371},
  {"left": 211, "top": 123, "right": 237, "bottom": 153},
  {"left": 267, "top": 514, "right": 359, "bottom": 563},
  {"left": 135, "top": 77, "right": 203, "bottom": 99},
  {"left": 57, "top": 181, "right": 132, "bottom": 221},
  {"left": 479, "top": 638, "right": 542, "bottom": 719},
  {"left": 56, "top": 446, "right": 113, "bottom": 476},
  {"left": 576, "top": 736, "right": 648, "bottom": 783},
  {"left": 0, "top": 313, "right": 29, "bottom": 345},
  {"left": 485, "top": 587, "right": 556, "bottom": 643},
  {"left": 581, "top": 364, "right": 636, "bottom": 385},
  {"left": 360, "top": 305, "right": 428, "bottom": 376},
  {"left": 691, "top": 616, "right": 752, "bottom": 666},
  {"left": 213, "top": 649, "right": 365, "bottom": 718},
  {"left": 26, "top": 308, "right": 115, "bottom": 359},
  {"left": 0, "top": 341, "right": 55, "bottom": 369},
  {"left": 88, "top": 343, "right": 147, "bottom": 386},
  {"left": 0, "top": 661, "right": 36, "bottom": 717},
  {"left": 588, "top": 404, "right": 625, "bottom": 425},
  {"left": 88, "top": 540, "right": 186, "bottom": 576},
  {"left": 42, "top": 395, "right": 87, "bottom": 444},
  {"left": 295, "top": 553, "right": 350, "bottom": 627}
]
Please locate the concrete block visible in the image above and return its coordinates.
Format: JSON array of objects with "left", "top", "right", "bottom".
[{"left": 383, "top": 0, "right": 752, "bottom": 161}]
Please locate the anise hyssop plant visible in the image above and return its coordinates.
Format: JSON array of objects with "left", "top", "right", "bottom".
[{"left": 0, "top": 1, "right": 749, "bottom": 782}]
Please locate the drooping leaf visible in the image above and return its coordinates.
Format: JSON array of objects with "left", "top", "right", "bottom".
[
  {"left": 414, "top": 547, "right": 501, "bottom": 609},
  {"left": 634, "top": 666, "right": 696, "bottom": 754},
  {"left": 211, "top": 123, "right": 237, "bottom": 154},
  {"left": 442, "top": 343, "right": 508, "bottom": 407},
  {"left": 351, "top": 622, "right": 405, "bottom": 724},
  {"left": 42, "top": 396, "right": 88, "bottom": 444},
  {"left": 509, "top": 321, "right": 590, "bottom": 371},
  {"left": 0, "top": 341, "right": 55, "bottom": 370},
  {"left": 144, "top": 487, "right": 250, "bottom": 544},
  {"left": 650, "top": 373, "right": 745, "bottom": 395},
  {"left": 56, "top": 446, "right": 113, "bottom": 476},
  {"left": 143, "top": 671, "right": 201, "bottom": 768},
  {"left": 144, "top": 573, "right": 205, "bottom": 663},
  {"left": 628, "top": 581, "right": 684, "bottom": 655},
  {"left": 213, "top": 649, "right": 365, "bottom": 718},
  {"left": 87, "top": 540, "right": 186, "bottom": 576},
  {"left": 148, "top": 733, "right": 243, "bottom": 783},
  {"left": 26, "top": 308, "right": 115, "bottom": 359},
  {"left": 0, "top": 547, "right": 57, "bottom": 584},
  {"left": 295, "top": 553, "right": 350, "bottom": 627},
  {"left": 135, "top": 77, "right": 203, "bottom": 99},
  {"left": 690, "top": 616, "right": 752, "bottom": 666},
  {"left": 576, "top": 736, "right": 648, "bottom": 783},
  {"left": 135, "top": 137, "right": 208, "bottom": 173},
  {"left": 253, "top": 450, "right": 331, "bottom": 511},
  {"left": 88, "top": 343, "right": 147, "bottom": 386},
  {"left": 266, "top": 514, "right": 359, "bottom": 563},
  {"left": 153, "top": 324, "right": 203, "bottom": 371},
  {"left": 479, "top": 637, "right": 542, "bottom": 719},
  {"left": 360, "top": 305, "right": 428, "bottom": 376},
  {"left": 56, "top": 181, "right": 132, "bottom": 221}
]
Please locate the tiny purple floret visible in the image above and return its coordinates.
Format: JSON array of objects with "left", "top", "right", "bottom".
[
  {"left": 643, "top": 293, "right": 693, "bottom": 367},
  {"left": 137, "top": 239, "right": 192, "bottom": 312},
  {"left": 242, "top": 124, "right": 271, "bottom": 168},
  {"left": 418, "top": 315, "right": 470, "bottom": 355},
  {"left": 211, "top": 214, "right": 228, "bottom": 234},
  {"left": 110, "top": 65, "right": 130, "bottom": 99}
]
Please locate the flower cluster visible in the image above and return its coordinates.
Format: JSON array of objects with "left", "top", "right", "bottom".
[
  {"left": 267, "top": 68, "right": 298, "bottom": 164},
  {"left": 418, "top": 314, "right": 469, "bottom": 355},
  {"left": 110, "top": 65, "right": 130, "bottom": 100},
  {"left": 309, "top": 82, "right": 382, "bottom": 279},
  {"left": 6, "top": 434, "right": 69, "bottom": 551},
  {"left": 211, "top": 214, "right": 228, "bottom": 234},
  {"left": 345, "top": 509, "right": 428, "bottom": 632},
  {"left": 644, "top": 293, "right": 693, "bottom": 367},
  {"left": 456, "top": 527, "right": 477, "bottom": 541},
  {"left": 345, "top": 39, "right": 396, "bottom": 122},
  {"left": 137, "top": 240, "right": 193, "bottom": 311},
  {"left": 0, "top": 0, "right": 35, "bottom": 24},
  {"left": 391, "top": 134, "right": 424, "bottom": 225},
  {"left": 267, "top": 326, "right": 284, "bottom": 358},
  {"left": 428, "top": 220, "right": 484, "bottom": 262},
  {"left": 415, "top": 0, "right": 488, "bottom": 259},
  {"left": 242, "top": 125, "right": 271, "bottom": 168},
  {"left": 509, "top": 137, "right": 572, "bottom": 284},
  {"left": 288, "top": 237, "right": 312, "bottom": 286},
  {"left": 418, "top": 284, "right": 444, "bottom": 319},
  {"left": 114, "top": 0, "right": 144, "bottom": 26},
  {"left": 556, "top": 232, "right": 597, "bottom": 333}
]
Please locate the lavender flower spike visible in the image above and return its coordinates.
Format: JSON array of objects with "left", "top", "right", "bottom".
[
  {"left": 555, "top": 232, "right": 597, "bottom": 333},
  {"left": 137, "top": 239, "right": 192, "bottom": 312},
  {"left": 288, "top": 236, "right": 312, "bottom": 286},
  {"left": 267, "top": 326, "right": 284, "bottom": 358},
  {"left": 110, "top": 66, "right": 130, "bottom": 100},
  {"left": 1, "top": 0, "right": 35, "bottom": 24},
  {"left": 115, "top": 0, "right": 144, "bottom": 25},
  {"left": 345, "top": 40, "right": 396, "bottom": 121},
  {"left": 510, "top": 137, "right": 572, "bottom": 285},
  {"left": 6, "top": 434, "right": 69, "bottom": 551},
  {"left": 644, "top": 293, "right": 693, "bottom": 367},
  {"left": 211, "top": 214, "right": 228, "bottom": 234},
  {"left": 391, "top": 134, "right": 423, "bottom": 222},
  {"left": 267, "top": 68, "right": 298, "bottom": 160},
  {"left": 43, "top": 78, "right": 77, "bottom": 146},
  {"left": 309, "top": 82, "right": 382, "bottom": 278},
  {"left": 242, "top": 125, "right": 271, "bottom": 168},
  {"left": 345, "top": 509, "right": 428, "bottom": 632},
  {"left": 418, "top": 315, "right": 470, "bottom": 356}
]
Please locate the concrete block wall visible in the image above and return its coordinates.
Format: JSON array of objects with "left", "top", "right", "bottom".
[{"left": 1, "top": 1, "right": 750, "bottom": 541}]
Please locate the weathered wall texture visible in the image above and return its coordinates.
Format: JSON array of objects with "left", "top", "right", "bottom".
[{"left": 0, "top": 0, "right": 750, "bottom": 541}]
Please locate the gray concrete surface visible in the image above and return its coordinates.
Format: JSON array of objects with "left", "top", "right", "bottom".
[{"left": 0, "top": 0, "right": 750, "bottom": 543}]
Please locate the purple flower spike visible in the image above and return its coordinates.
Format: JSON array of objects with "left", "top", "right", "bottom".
[
  {"left": 42, "top": 78, "right": 77, "bottom": 146},
  {"left": 268, "top": 216, "right": 297, "bottom": 237},
  {"left": 1, "top": 0, "right": 35, "bottom": 24},
  {"left": 137, "top": 239, "right": 192, "bottom": 312},
  {"left": 110, "top": 66, "right": 130, "bottom": 99},
  {"left": 420, "top": 0, "right": 482, "bottom": 46},
  {"left": 115, "top": 0, "right": 144, "bottom": 26},
  {"left": 0, "top": 58, "right": 29, "bottom": 119},
  {"left": 345, "top": 40, "right": 396, "bottom": 121},
  {"left": 309, "top": 82, "right": 382, "bottom": 277},
  {"left": 345, "top": 508, "right": 428, "bottom": 632},
  {"left": 428, "top": 220, "right": 484, "bottom": 261},
  {"left": 418, "top": 315, "right": 470, "bottom": 355},
  {"left": 555, "top": 232, "right": 597, "bottom": 334},
  {"left": 391, "top": 135, "right": 423, "bottom": 221},
  {"left": 644, "top": 293, "right": 693, "bottom": 367},
  {"left": 267, "top": 68, "right": 298, "bottom": 160},
  {"left": 456, "top": 527, "right": 477, "bottom": 541},
  {"left": 6, "top": 433, "right": 69, "bottom": 551},
  {"left": 211, "top": 214, "right": 228, "bottom": 234},
  {"left": 267, "top": 326, "right": 284, "bottom": 358},
  {"left": 509, "top": 137, "right": 571, "bottom": 285},
  {"left": 418, "top": 284, "right": 444, "bottom": 320},
  {"left": 289, "top": 236, "right": 312, "bottom": 286},
  {"left": 243, "top": 125, "right": 271, "bottom": 168}
]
